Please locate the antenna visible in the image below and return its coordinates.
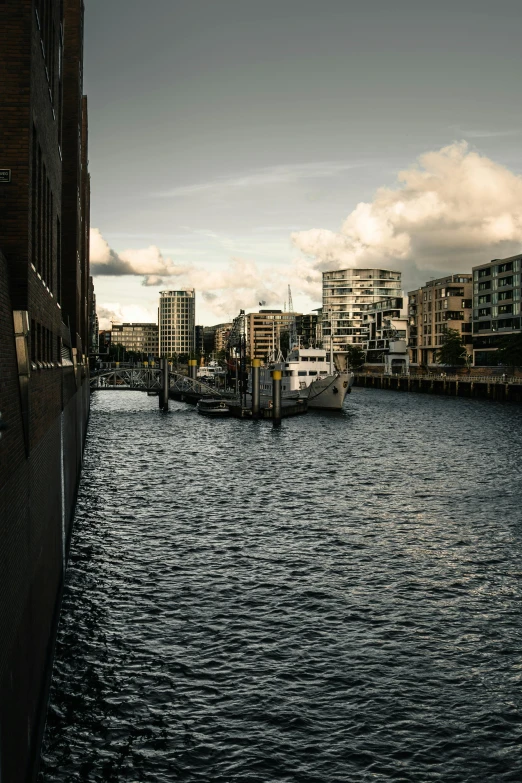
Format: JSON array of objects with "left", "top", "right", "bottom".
[{"left": 288, "top": 284, "right": 294, "bottom": 313}]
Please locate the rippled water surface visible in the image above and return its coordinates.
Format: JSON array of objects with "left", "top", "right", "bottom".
[{"left": 39, "top": 388, "right": 522, "bottom": 782}]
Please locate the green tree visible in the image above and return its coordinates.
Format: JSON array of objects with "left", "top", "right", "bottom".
[
  {"left": 435, "top": 328, "right": 467, "bottom": 366},
  {"left": 496, "top": 333, "right": 522, "bottom": 372},
  {"left": 346, "top": 345, "right": 366, "bottom": 370}
]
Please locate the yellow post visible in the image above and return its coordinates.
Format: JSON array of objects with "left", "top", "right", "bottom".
[{"left": 272, "top": 369, "right": 282, "bottom": 427}]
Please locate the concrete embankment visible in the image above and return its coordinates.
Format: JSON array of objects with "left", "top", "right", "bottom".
[{"left": 354, "top": 373, "right": 522, "bottom": 403}]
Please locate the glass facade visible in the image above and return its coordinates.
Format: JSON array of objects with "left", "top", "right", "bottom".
[{"left": 159, "top": 289, "right": 196, "bottom": 356}]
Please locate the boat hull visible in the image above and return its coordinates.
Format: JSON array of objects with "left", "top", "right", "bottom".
[{"left": 299, "top": 372, "right": 353, "bottom": 410}]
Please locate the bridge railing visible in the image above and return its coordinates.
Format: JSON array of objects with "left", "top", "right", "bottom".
[{"left": 90, "top": 367, "right": 225, "bottom": 397}]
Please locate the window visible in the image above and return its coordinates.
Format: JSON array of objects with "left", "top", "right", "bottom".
[{"left": 478, "top": 281, "right": 491, "bottom": 291}]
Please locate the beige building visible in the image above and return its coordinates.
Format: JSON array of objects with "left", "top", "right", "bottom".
[
  {"left": 214, "top": 322, "right": 232, "bottom": 353},
  {"left": 246, "top": 310, "right": 301, "bottom": 360},
  {"left": 408, "top": 274, "right": 473, "bottom": 367},
  {"left": 159, "top": 289, "right": 196, "bottom": 356},
  {"left": 111, "top": 323, "right": 159, "bottom": 357}
]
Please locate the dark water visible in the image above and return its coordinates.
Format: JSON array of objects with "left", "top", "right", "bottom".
[{"left": 39, "top": 388, "right": 522, "bottom": 782}]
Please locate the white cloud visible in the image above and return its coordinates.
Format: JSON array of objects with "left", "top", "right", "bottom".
[
  {"left": 291, "top": 141, "right": 522, "bottom": 285},
  {"left": 97, "top": 303, "right": 158, "bottom": 330}
]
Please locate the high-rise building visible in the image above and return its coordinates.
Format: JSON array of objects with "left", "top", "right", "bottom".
[
  {"left": 408, "top": 274, "right": 473, "bottom": 367},
  {"left": 322, "top": 269, "right": 402, "bottom": 352},
  {"left": 111, "top": 323, "right": 159, "bottom": 357},
  {"left": 472, "top": 254, "right": 522, "bottom": 366},
  {"left": 159, "top": 289, "right": 196, "bottom": 356},
  {"left": 245, "top": 310, "right": 301, "bottom": 360},
  {"left": 361, "top": 295, "right": 409, "bottom": 373}
]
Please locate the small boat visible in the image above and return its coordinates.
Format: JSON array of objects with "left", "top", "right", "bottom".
[{"left": 196, "top": 398, "right": 231, "bottom": 417}]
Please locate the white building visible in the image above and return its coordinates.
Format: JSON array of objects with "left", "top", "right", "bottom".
[
  {"left": 361, "top": 295, "right": 409, "bottom": 374},
  {"left": 322, "top": 268, "right": 402, "bottom": 352},
  {"left": 159, "top": 289, "right": 195, "bottom": 357}
]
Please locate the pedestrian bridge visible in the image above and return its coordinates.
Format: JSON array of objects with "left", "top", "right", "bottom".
[{"left": 90, "top": 367, "right": 223, "bottom": 398}]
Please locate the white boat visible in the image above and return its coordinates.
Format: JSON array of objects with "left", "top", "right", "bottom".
[
  {"left": 197, "top": 361, "right": 225, "bottom": 383},
  {"left": 253, "top": 347, "right": 354, "bottom": 411}
]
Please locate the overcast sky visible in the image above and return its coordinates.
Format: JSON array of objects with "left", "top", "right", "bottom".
[{"left": 85, "top": 0, "right": 522, "bottom": 326}]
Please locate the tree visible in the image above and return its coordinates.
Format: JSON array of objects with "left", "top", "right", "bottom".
[
  {"left": 496, "top": 333, "right": 522, "bottom": 372},
  {"left": 346, "top": 345, "right": 366, "bottom": 370},
  {"left": 435, "top": 328, "right": 467, "bottom": 366}
]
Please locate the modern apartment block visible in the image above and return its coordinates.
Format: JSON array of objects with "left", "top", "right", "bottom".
[
  {"left": 111, "top": 323, "right": 159, "bottom": 357},
  {"left": 246, "top": 309, "right": 301, "bottom": 360},
  {"left": 362, "top": 295, "right": 409, "bottom": 373},
  {"left": 0, "top": 1, "right": 91, "bottom": 779},
  {"left": 322, "top": 269, "right": 402, "bottom": 352},
  {"left": 472, "top": 254, "right": 522, "bottom": 366},
  {"left": 159, "top": 289, "right": 196, "bottom": 356},
  {"left": 296, "top": 313, "right": 319, "bottom": 347},
  {"left": 408, "top": 274, "right": 473, "bottom": 366}
]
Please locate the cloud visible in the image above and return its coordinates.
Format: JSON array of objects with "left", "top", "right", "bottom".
[
  {"left": 90, "top": 228, "right": 190, "bottom": 281},
  {"left": 152, "top": 160, "right": 362, "bottom": 198},
  {"left": 291, "top": 141, "right": 522, "bottom": 287},
  {"left": 97, "top": 303, "right": 158, "bottom": 330},
  {"left": 91, "top": 228, "right": 299, "bottom": 320}
]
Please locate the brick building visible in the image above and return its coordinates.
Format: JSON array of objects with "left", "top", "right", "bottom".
[
  {"left": 0, "top": 2, "right": 91, "bottom": 781},
  {"left": 246, "top": 310, "right": 301, "bottom": 360}
]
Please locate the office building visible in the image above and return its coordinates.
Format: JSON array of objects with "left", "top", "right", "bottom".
[
  {"left": 472, "top": 254, "right": 522, "bottom": 366},
  {"left": 159, "top": 289, "right": 195, "bottom": 356},
  {"left": 408, "top": 275, "right": 473, "bottom": 367},
  {"left": 322, "top": 269, "right": 402, "bottom": 352},
  {"left": 111, "top": 323, "right": 159, "bottom": 357}
]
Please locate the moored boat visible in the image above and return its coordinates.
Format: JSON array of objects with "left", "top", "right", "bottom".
[
  {"left": 196, "top": 398, "right": 231, "bottom": 417},
  {"left": 251, "top": 347, "right": 354, "bottom": 411}
]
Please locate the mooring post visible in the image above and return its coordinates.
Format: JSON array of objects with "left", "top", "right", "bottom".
[
  {"left": 162, "top": 357, "right": 169, "bottom": 411},
  {"left": 189, "top": 359, "right": 197, "bottom": 380},
  {"left": 252, "top": 358, "right": 261, "bottom": 418},
  {"left": 272, "top": 369, "right": 282, "bottom": 427}
]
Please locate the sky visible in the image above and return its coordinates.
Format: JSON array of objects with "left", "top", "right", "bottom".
[{"left": 85, "top": 0, "right": 522, "bottom": 327}]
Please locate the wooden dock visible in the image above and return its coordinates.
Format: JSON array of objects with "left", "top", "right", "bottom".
[
  {"left": 228, "top": 398, "right": 308, "bottom": 419},
  {"left": 354, "top": 373, "right": 522, "bottom": 403}
]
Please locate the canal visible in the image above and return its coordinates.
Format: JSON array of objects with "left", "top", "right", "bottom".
[{"left": 39, "top": 388, "right": 522, "bottom": 782}]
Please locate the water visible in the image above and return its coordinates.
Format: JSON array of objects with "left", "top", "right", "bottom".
[{"left": 39, "top": 388, "right": 522, "bottom": 782}]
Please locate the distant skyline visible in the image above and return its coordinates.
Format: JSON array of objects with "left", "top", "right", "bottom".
[{"left": 85, "top": 0, "right": 522, "bottom": 326}]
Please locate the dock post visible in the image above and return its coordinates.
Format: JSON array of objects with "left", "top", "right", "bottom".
[
  {"left": 162, "top": 357, "right": 169, "bottom": 410},
  {"left": 272, "top": 369, "right": 282, "bottom": 427},
  {"left": 189, "top": 359, "right": 197, "bottom": 380},
  {"left": 252, "top": 359, "right": 261, "bottom": 418}
]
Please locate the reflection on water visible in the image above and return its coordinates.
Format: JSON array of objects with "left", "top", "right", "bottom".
[{"left": 39, "top": 389, "right": 522, "bottom": 782}]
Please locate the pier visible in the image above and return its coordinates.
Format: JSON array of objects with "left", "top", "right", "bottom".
[{"left": 354, "top": 372, "right": 522, "bottom": 403}]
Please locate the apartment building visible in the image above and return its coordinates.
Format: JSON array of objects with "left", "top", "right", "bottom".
[
  {"left": 472, "top": 254, "right": 522, "bottom": 366},
  {"left": 322, "top": 269, "right": 402, "bottom": 352},
  {"left": 246, "top": 310, "right": 301, "bottom": 360},
  {"left": 362, "top": 295, "right": 409, "bottom": 373},
  {"left": 111, "top": 323, "right": 159, "bottom": 357},
  {"left": 296, "top": 313, "right": 319, "bottom": 347},
  {"left": 408, "top": 274, "right": 473, "bottom": 366},
  {"left": 159, "top": 289, "right": 195, "bottom": 356}
]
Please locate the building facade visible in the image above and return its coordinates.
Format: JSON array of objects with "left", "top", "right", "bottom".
[
  {"left": 472, "top": 255, "right": 522, "bottom": 367},
  {"left": 408, "top": 274, "right": 473, "bottom": 367},
  {"left": 111, "top": 322, "right": 159, "bottom": 358},
  {"left": 0, "top": 1, "right": 91, "bottom": 780},
  {"left": 322, "top": 269, "right": 402, "bottom": 352},
  {"left": 362, "top": 295, "right": 409, "bottom": 373},
  {"left": 246, "top": 310, "right": 301, "bottom": 360},
  {"left": 296, "top": 313, "right": 319, "bottom": 347},
  {"left": 159, "top": 289, "right": 195, "bottom": 356}
]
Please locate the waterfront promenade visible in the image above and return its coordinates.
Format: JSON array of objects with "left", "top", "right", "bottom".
[
  {"left": 355, "top": 372, "right": 522, "bottom": 402},
  {"left": 39, "top": 388, "right": 522, "bottom": 782}
]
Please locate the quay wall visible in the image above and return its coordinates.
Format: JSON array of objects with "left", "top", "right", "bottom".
[
  {"left": 0, "top": 251, "right": 89, "bottom": 783},
  {"left": 354, "top": 373, "right": 522, "bottom": 403}
]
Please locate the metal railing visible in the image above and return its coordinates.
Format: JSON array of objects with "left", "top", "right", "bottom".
[{"left": 90, "top": 367, "right": 225, "bottom": 397}]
